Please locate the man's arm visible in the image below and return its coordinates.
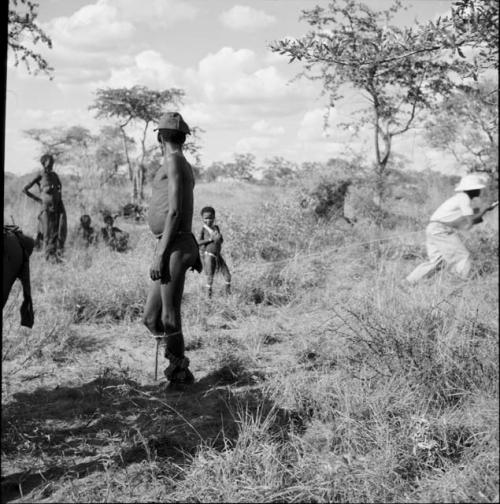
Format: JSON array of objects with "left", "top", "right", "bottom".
[
  {"left": 445, "top": 202, "right": 498, "bottom": 230},
  {"left": 22, "top": 175, "right": 42, "bottom": 203},
  {"left": 156, "top": 159, "right": 183, "bottom": 261}
]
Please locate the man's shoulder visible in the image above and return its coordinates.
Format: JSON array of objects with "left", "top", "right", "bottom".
[
  {"left": 453, "top": 192, "right": 472, "bottom": 206},
  {"left": 166, "top": 153, "right": 191, "bottom": 172}
]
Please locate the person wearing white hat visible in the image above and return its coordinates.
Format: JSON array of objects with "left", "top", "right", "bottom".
[{"left": 406, "top": 173, "right": 498, "bottom": 283}]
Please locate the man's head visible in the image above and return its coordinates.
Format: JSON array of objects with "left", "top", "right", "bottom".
[
  {"left": 40, "top": 154, "right": 54, "bottom": 172},
  {"left": 455, "top": 173, "right": 486, "bottom": 198},
  {"left": 155, "top": 112, "right": 190, "bottom": 146},
  {"left": 201, "top": 206, "right": 215, "bottom": 226},
  {"left": 103, "top": 214, "right": 114, "bottom": 226},
  {"left": 80, "top": 214, "right": 92, "bottom": 228}
]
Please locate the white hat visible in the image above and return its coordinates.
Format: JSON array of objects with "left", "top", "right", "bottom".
[{"left": 454, "top": 173, "right": 487, "bottom": 192}]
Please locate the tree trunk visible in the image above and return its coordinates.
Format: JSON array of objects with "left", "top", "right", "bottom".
[
  {"left": 120, "top": 126, "right": 133, "bottom": 181},
  {"left": 132, "top": 164, "right": 145, "bottom": 203}
]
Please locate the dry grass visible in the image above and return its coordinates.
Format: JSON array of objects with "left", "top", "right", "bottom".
[{"left": 2, "top": 174, "right": 498, "bottom": 503}]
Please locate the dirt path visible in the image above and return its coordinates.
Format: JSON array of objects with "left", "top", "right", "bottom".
[{"left": 1, "top": 308, "right": 298, "bottom": 503}]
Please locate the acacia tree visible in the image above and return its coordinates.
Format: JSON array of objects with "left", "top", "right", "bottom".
[
  {"left": 90, "top": 85, "right": 185, "bottom": 202},
  {"left": 8, "top": 0, "right": 53, "bottom": 77},
  {"left": 24, "top": 126, "right": 94, "bottom": 167},
  {"left": 24, "top": 125, "right": 134, "bottom": 206},
  {"left": 424, "top": 80, "right": 498, "bottom": 176},
  {"left": 270, "top": 0, "right": 471, "bottom": 204},
  {"left": 261, "top": 156, "right": 298, "bottom": 185},
  {"left": 425, "top": 0, "right": 498, "bottom": 77}
]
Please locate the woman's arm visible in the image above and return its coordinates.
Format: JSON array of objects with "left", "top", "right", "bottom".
[{"left": 22, "top": 175, "right": 42, "bottom": 203}]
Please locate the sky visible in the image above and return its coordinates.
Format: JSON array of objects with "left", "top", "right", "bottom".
[{"left": 5, "top": 0, "right": 463, "bottom": 177}]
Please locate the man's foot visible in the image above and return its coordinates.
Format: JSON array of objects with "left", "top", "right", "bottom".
[
  {"left": 165, "top": 366, "right": 195, "bottom": 384},
  {"left": 164, "top": 350, "right": 194, "bottom": 384}
]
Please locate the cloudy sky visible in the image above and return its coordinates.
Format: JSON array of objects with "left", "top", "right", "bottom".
[{"left": 6, "top": 0, "right": 459, "bottom": 176}]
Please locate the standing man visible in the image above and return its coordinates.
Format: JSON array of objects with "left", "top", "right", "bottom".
[
  {"left": 143, "top": 112, "right": 202, "bottom": 385},
  {"left": 406, "top": 173, "right": 497, "bottom": 283},
  {"left": 23, "top": 154, "right": 67, "bottom": 262}
]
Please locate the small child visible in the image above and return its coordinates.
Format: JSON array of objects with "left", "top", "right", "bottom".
[
  {"left": 73, "top": 214, "right": 96, "bottom": 248},
  {"left": 100, "top": 213, "right": 129, "bottom": 252},
  {"left": 197, "top": 206, "right": 231, "bottom": 297}
]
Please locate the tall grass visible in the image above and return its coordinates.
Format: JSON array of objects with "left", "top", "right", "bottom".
[{"left": 2, "top": 173, "right": 498, "bottom": 503}]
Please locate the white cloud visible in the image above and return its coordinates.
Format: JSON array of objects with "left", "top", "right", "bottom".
[
  {"left": 36, "top": 0, "right": 199, "bottom": 85},
  {"left": 95, "top": 50, "right": 182, "bottom": 89},
  {"left": 22, "top": 107, "right": 101, "bottom": 130},
  {"left": 47, "top": 1, "right": 135, "bottom": 51},
  {"left": 195, "top": 47, "right": 317, "bottom": 107},
  {"left": 106, "top": 0, "right": 198, "bottom": 28},
  {"left": 235, "top": 136, "right": 276, "bottom": 152},
  {"left": 251, "top": 120, "right": 285, "bottom": 136},
  {"left": 219, "top": 5, "right": 276, "bottom": 31},
  {"left": 297, "top": 108, "right": 335, "bottom": 141},
  {"left": 46, "top": 0, "right": 198, "bottom": 50}
]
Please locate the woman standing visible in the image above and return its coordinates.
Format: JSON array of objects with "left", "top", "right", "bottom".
[{"left": 23, "top": 154, "right": 67, "bottom": 262}]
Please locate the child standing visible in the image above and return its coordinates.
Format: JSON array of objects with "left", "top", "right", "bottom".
[{"left": 197, "top": 206, "right": 231, "bottom": 297}]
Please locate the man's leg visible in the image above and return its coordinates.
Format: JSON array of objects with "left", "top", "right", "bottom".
[
  {"left": 143, "top": 280, "right": 163, "bottom": 336},
  {"left": 161, "top": 240, "right": 202, "bottom": 383},
  {"left": 406, "top": 233, "right": 444, "bottom": 284},
  {"left": 440, "top": 233, "right": 472, "bottom": 279},
  {"left": 160, "top": 250, "right": 193, "bottom": 383}
]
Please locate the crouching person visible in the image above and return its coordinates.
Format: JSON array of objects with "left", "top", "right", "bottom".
[
  {"left": 406, "top": 173, "right": 497, "bottom": 284},
  {"left": 101, "top": 214, "right": 129, "bottom": 252},
  {"left": 73, "top": 214, "right": 97, "bottom": 248},
  {"left": 142, "top": 112, "right": 202, "bottom": 385}
]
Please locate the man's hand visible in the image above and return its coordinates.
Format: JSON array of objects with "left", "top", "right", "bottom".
[{"left": 150, "top": 253, "right": 169, "bottom": 282}]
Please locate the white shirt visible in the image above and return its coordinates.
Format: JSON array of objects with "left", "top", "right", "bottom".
[{"left": 430, "top": 192, "right": 474, "bottom": 223}]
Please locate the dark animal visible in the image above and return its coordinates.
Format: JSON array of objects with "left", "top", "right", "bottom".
[
  {"left": 3, "top": 226, "right": 35, "bottom": 327},
  {"left": 301, "top": 179, "right": 355, "bottom": 224}
]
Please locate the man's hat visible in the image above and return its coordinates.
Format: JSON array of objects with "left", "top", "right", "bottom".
[
  {"left": 154, "top": 112, "right": 191, "bottom": 135},
  {"left": 454, "top": 173, "right": 487, "bottom": 192}
]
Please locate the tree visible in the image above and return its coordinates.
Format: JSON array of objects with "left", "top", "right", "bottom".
[
  {"left": 24, "top": 125, "right": 135, "bottom": 205},
  {"left": 261, "top": 156, "right": 298, "bottom": 185},
  {"left": 24, "top": 126, "right": 94, "bottom": 167},
  {"left": 425, "top": 0, "right": 498, "bottom": 77},
  {"left": 94, "top": 126, "right": 135, "bottom": 185},
  {"left": 201, "top": 154, "right": 257, "bottom": 183},
  {"left": 8, "top": 0, "right": 53, "bottom": 78},
  {"left": 270, "top": 0, "right": 471, "bottom": 204},
  {"left": 90, "top": 85, "right": 185, "bottom": 202},
  {"left": 232, "top": 153, "right": 256, "bottom": 182},
  {"left": 424, "top": 79, "right": 498, "bottom": 177},
  {"left": 201, "top": 161, "right": 229, "bottom": 182}
]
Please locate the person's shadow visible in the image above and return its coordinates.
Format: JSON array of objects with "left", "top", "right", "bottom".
[{"left": 1, "top": 368, "right": 297, "bottom": 503}]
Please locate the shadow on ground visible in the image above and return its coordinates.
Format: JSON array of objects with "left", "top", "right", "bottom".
[{"left": 1, "top": 368, "right": 290, "bottom": 503}]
